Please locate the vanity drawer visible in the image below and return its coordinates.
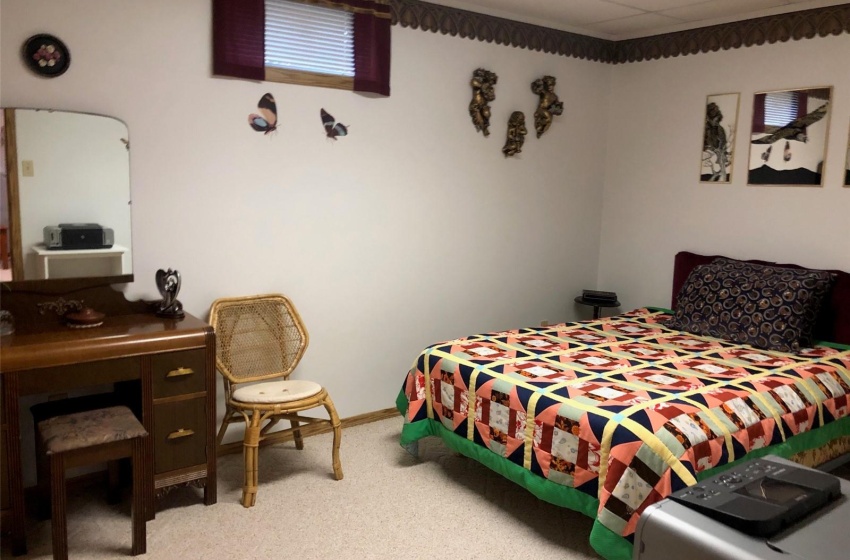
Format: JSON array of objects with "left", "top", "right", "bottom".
[
  {"left": 152, "top": 349, "right": 206, "bottom": 399},
  {"left": 18, "top": 358, "right": 139, "bottom": 396},
  {"left": 153, "top": 397, "right": 207, "bottom": 474}
]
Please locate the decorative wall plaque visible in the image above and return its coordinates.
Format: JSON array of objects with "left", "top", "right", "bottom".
[
  {"left": 531, "top": 76, "right": 563, "bottom": 138},
  {"left": 22, "top": 34, "right": 70, "bottom": 77},
  {"left": 748, "top": 87, "right": 832, "bottom": 186},
  {"left": 469, "top": 68, "right": 497, "bottom": 136},
  {"left": 502, "top": 112, "right": 527, "bottom": 157},
  {"left": 701, "top": 93, "right": 739, "bottom": 183}
]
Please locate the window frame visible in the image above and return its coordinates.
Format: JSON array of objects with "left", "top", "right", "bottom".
[
  {"left": 263, "top": 0, "right": 355, "bottom": 91},
  {"left": 212, "top": 0, "right": 390, "bottom": 97}
]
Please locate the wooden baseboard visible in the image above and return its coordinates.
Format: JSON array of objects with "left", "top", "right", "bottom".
[{"left": 216, "top": 407, "right": 400, "bottom": 457}]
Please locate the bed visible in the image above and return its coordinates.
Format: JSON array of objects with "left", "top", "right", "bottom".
[{"left": 396, "top": 251, "right": 850, "bottom": 560}]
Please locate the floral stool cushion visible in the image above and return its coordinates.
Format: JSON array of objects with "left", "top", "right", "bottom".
[{"left": 38, "top": 406, "right": 148, "bottom": 455}]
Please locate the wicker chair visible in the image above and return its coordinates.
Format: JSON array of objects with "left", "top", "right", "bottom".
[{"left": 209, "top": 294, "right": 343, "bottom": 507}]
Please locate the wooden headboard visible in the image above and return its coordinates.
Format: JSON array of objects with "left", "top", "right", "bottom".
[{"left": 672, "top": 251, "right": 850, "bottom": 346}]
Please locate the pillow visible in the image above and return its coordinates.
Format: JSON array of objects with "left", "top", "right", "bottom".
[
  {"left": 665, "top": 258, "right": 836, "bottom": 352},
  {"left": 671, "top": 251, "right": 850, "bottom": 345}
]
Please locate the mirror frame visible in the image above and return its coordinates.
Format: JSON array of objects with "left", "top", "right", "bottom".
[
  {"left": 746, "top": 86, "right": 833, "bottom": 187},
  {"left": 700, "top": 92, "right": 740, "bottom": 184},
  {"left": 845, "top": 119, "right": 850, "bottom": 188},
  {"left": 1, "top": 107, "right": 133, "bottom": 288}
]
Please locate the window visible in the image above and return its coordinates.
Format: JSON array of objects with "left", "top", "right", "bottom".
[
  {"left": 264, "top": 0, "right": 355, "bottom": 90},
  {"left": 763, "top": 91, "right": 799, "bottom": 128},
  {"left": 213, "top": 0, "right": 391, "bottom": 96}
]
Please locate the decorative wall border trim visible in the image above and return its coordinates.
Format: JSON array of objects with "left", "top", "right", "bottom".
[
  {"left": 388, "top": 0, "right": 850, "bottom": 64},
  {"left": 390, "top": 0, "right": 615, "bottom": 62},
  {"left": 614, "top": 4, "right": 850, "bottom": 63}
]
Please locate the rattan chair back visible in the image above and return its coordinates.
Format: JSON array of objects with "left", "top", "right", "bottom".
[{"left": 209, "top": 294, "right": 309, "bottom": 386}]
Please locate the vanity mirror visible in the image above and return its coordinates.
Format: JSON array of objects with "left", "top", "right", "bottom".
[{"left": 1, "top": 108, "right": 132, "bottom": 284}]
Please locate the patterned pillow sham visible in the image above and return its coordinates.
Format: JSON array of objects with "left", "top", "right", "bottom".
[{"left": 665, "top": 258, "right": 836, "bottom": 353}]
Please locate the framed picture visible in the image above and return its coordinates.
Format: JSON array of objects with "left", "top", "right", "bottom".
[
  {"left": 845, "top": 120, "right": 850, "bottom": 187},
  {"left": 701, "top": 93, "right": 739, "bottom": 183},
  {"left": 748, "top": 86, "right": 832, "bottom": 186}
]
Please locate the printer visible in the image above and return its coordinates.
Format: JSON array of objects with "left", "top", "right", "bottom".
[
  {"left": 634, "top": 455, "right": 849, "bottom": 560},
  {"left": 43, "top": 223, "right": 114, "bottom": 250}
]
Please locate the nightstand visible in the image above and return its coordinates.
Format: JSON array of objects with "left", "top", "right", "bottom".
[{"left": 574, "top": 296, "right": 620, "bottom": 319}]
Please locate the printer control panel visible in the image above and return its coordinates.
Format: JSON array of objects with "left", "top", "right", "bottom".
[
  {"left": 678, "top": 460, "right": 781, "bottom": 501},
  {"left": 669, "top": 457, "right": 840, "bottom": 537}
]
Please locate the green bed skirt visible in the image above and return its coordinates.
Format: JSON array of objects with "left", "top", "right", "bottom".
[{"left": 396, "top": 389, "right": 850, "bottom": 560}]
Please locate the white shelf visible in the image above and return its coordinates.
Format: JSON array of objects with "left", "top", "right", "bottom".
[{"left": 31, "top": 244, "right": 128, "bottom": 279}]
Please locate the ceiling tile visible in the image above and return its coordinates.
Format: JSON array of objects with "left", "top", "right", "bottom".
[
  {"left": 587, "top": 12, "right": 683, "bottom": 34},
  {"left": 434, "top": 0, "right": 847, "bottom": 40},
  {"left": 456, "top": 0, "right": 645, "bottom": 26},
  {"left": 610, "top": 0, "right": 708, "bottom": 11},
  {"left": 659, "top": 0, "right": 790, "bottom": 22}
]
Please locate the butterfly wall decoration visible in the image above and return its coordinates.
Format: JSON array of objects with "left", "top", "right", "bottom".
[
  {"left": 248, "top": 93, "right": 278, "bottom": 134},
  {"left": 321, "top": 109, "right": 348, "bottom": 140}
]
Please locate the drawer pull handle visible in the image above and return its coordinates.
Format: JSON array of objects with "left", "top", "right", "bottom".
[
  {"left": 166, "top": 367, "right": 194, "bottom": 378},
  {"left": 167, "top": 428, "right": 195, "bottom": 440}
]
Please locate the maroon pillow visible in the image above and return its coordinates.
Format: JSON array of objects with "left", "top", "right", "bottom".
[{"left": 672, "top": 251, "right": 850, "bottom": 345}]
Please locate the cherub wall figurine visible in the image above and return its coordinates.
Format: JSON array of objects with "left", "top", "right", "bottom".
[
  {"left": 502, "top": 111, "right": 527, "bottom": 157},
  {"left": 469, "top": 68, "right": 498, "bottom": 136},
  {"left": 154, "top": 268, "right": 184, "bottom": 318},
  {"left": 531, "top": 75, "right": 564, "bottom": 138}
]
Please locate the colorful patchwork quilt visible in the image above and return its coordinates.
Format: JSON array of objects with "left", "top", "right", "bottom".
[{"left": 397, "top": 308, "right": 850, "bottom": 560}]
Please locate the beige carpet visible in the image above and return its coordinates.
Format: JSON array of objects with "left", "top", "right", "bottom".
[
  {"left": 5, "top": 417, "right": 599, "bottom": 559},
  {"left": 6, "top": 418, "right": 850, "bottom": 560}
]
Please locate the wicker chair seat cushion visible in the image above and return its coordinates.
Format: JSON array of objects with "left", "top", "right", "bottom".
[
  {"left": 38, "top": 406, "right": 148, "bottom": 455},
  {"left": 231, "top": 379, "right": 322, "bottom": 404}
]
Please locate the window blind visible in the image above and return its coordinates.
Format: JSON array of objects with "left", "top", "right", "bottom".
[
  {"left": 764, "top": 91, "right": 799, "bottom": 127},
  {"left": 265, "top": 0, "right": 355, "bottom": 77}
]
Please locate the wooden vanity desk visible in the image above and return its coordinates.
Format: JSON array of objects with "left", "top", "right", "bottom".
[{"left": 0, "top": 285, "right": 217, "bottom": 555}]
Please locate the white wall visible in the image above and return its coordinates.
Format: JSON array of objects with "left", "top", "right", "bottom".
[
  {"left": 0, "top": 0, "right": 611, "bottom": 428},
  {"left": 598, "top": 34, "right": 850, "bottom": 311}
]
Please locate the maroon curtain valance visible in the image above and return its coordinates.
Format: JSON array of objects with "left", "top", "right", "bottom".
[
  {"left": 213, "top": 0, "right": 265, "bottom": 81},
  {"left": 300, "top": 0, "right": 390, "bottom": 18},
  {"left": 212, "top": 0, "right": 390, "bottom": 96},
  {"left": 353, "top": 10, "right": 391, "bottom": 96}
]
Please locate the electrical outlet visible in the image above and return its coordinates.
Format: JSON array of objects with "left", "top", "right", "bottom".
[{"left": 22, "top": 160, "right": 34, "bottom": 177}]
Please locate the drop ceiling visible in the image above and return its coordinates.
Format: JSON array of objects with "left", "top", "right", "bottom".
[{"left": 426, "top": 0, "right": 850, "bottom": 40}]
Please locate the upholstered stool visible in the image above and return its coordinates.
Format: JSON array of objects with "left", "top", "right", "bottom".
[
  {"left": 37, "top": 406, "right": 148, "bottom": 559},
  {"left": 31, "top": 393, "right": 127, "bottom": 519}
]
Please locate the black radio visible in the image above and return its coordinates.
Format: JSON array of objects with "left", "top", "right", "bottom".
[
  {"left": 581, "top": 289, "right": 618, "bottom": 303},
  {"left": 43, "top": 223, "right": 114, "bottom": 250},
  {"left": 669, "top": 457, "right": 841, "bottom": 537}
]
